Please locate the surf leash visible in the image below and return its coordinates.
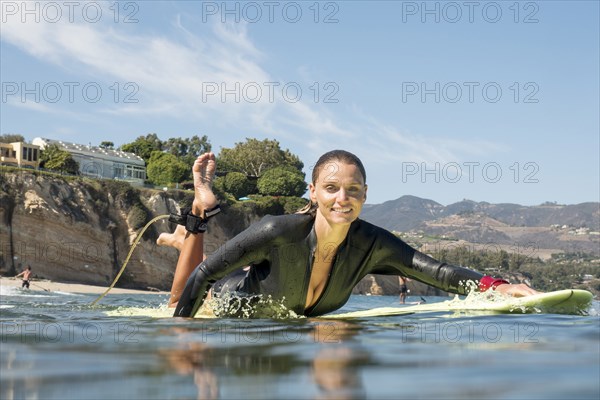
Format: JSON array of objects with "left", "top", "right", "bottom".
[
  {"left": 31, "top": 282, "right": 50, "bottom": 292},
  {"left": 90, "top": 214, "right": 170, "bottom": 306}
]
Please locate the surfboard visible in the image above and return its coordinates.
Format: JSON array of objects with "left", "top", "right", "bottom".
[
  {"left": 103, "top": 306, "right": 216, "bottom": 319},
  {"left": 322, "top": 289, "right": 594, "bottom": 319},
  {"left": 103, "top": 290, "right": 593, "bottom": 319}
]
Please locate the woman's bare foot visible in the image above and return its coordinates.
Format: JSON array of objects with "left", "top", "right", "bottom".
[
  {"left": 157, "top": 152, "right": 218, "bottom": 251},
  {"left": 192, "top": 152, "right": 218, "bottom": 216},
  {"left": 157, "top": 225, "right": 187, "bottom": 251}
]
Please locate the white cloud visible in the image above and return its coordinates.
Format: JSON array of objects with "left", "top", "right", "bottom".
[
  {"left": 1, "top": 14, "right": 271, "bottom": 118},
  {"left": 2, "top": 8, "right": 505, "bottom": 172}
]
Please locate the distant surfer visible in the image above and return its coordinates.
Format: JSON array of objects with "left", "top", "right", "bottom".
[
  {"left": 159, "top": 151, "right": 540, "bottom": 318},
  {"left": 398, "top": 276, "right": 409, "bottom": 304},
  {"left": 15, "top": 265, "right": 32, "bottom": 289}
]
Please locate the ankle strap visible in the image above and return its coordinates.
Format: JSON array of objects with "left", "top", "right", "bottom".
[{"left": 168, "top": 204, "right": 221, "bottom": 234}]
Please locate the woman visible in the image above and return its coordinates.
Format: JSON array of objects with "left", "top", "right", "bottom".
[{"left": 162, "top": 150, "right": 538, "bottom": 318}]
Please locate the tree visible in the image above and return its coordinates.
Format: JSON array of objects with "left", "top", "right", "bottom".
[
  {"left": 163, "top": 137, "right": 187, "bottom": 158},
  {"left": 163, "top": 135, "right": 212, "bottom": 180},
  {"left": 257, "top": 166, "right": 307, "bottom": 197},
  {"left": 39, "top": 144, "right": 79, "bottom": 175},
  {"left": 0, "top": 134, "right": 25, "bottom": 143},
  {"left": 120, "top": 133, "right": 163, "bottom": 162},
  {"left": 99, "top": 141, "right": 115, "bottom": 149},
  {"left": 185, "top": 135, "right": 212, "bottom": 162},
  {"left": 217, "top": 138, "right": 304, "bottom": 178},
  {"left": 146, "top": 151, "right": 188, "bottom": 186},
  {"left": 219, "top": 172, "right": 254, "bottom": 199}
]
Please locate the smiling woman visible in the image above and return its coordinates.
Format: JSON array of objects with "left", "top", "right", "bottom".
[{"left": 160, "top": 150, "right": 539, "bottom": 319}]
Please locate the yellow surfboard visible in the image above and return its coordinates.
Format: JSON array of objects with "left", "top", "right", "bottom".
[
  {"left": 104, "top": 290, "right": 593, "bottom": 319},
  {"left": 323, "top": 289, "right": 594, "bottom": 319}
]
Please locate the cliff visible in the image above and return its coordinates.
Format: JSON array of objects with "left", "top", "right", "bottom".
[{"left": 0, "top": 169, "right": 260, "bottom": 291}]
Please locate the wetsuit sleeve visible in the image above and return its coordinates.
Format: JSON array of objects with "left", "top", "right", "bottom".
[
  {"left": 173, "top": 215, "right": 282, "bottom": 317},
  {"left": 368, "top": 229, "right": 485, "bottom": 295}
]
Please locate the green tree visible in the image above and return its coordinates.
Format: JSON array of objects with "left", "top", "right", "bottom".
[
  {"left": 99, "top": 141, "right": 115, "bottom": 149},
  {"left": 146, "top": 151, "right": 188, "bottom": 185},
  {"left": 185, "top": 135, "right": 212, "bottom": 161},
  {"left": 219, "top": 172, "right": 254, "bottom": 199},
  {"left": 39, "top": 144, "right": 79, "bottom": 175},
  {"left": 163, "top": 137, "right": 188, "bottom": 158},
  {"left": 162, "top": 135, "right": 211, "bottom": 159},
  {"left": 257, "top": 166, "right": 307, "bottom": 196},
  {"left": 120, "top": 133, "right": 163, "bottom": 162},
  {"left": 0, "top": 134, "right": 25, "bottom": 143},
  {"left": 218, "top": 138, "right": 304, "bottom": 178},
  {"left": 163, "top": 135, "right": 212, "bottom": 180}
]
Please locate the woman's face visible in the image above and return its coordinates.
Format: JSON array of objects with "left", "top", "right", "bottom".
[{"left": 309, "top": 160, "right": 367, "bottom": 226}]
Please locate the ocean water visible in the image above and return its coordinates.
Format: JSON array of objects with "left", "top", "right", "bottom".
[{"left": 1, "top": 286, "right": 598, "bottom": 400}]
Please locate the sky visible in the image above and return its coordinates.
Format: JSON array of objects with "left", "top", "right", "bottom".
[{"left": 1, "top": 0, "right": 599, "bottom": 206}]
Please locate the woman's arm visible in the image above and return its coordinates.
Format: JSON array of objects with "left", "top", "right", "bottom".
[
  {"left": 173, "top": 214, "right": 290, "bottom": 317},
  {"left": 370, "top": 228, "right": 540, "bottom": 296}
]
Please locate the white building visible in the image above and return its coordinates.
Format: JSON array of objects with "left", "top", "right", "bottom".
[
  {"left": 0, "top": 141, "right": 40, "bottom": 169},
  {"left": 32, "top": 138, "right": 146, "bottom": 184}
]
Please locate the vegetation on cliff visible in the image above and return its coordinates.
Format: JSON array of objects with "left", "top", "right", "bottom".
[{"left": 120, "top": 136, "right": 308, "bottom": 199}]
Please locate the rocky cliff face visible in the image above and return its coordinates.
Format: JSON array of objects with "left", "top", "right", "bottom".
[{"left": 0, "top": 170, "right": 260, "bottom": 291}]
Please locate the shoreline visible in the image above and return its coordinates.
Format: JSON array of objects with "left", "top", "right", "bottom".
[{"left": 0, "top": 276, "right": 169, "bottom": 295}]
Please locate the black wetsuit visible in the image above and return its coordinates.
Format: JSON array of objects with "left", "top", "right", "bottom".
[{"left": 174, "top": 214, "right": 484, "bottom": 317}]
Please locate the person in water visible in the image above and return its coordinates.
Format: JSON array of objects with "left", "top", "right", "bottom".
[
  {"left": 398, "top": 276, "right": 409, "bottom": 304},
  {"left": 159, "top": 150, "right": 539, "bottom": 318},
  {"left": 15, "top": 265, "right": 32, "bottom": 289}
]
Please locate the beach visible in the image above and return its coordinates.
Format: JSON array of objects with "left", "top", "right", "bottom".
[{"left": 0, "top": 276, "right": 168, "bottom": 295}]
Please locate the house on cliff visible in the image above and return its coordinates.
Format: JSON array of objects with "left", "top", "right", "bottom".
[
  {"left": 0, "top": 141, "right": 40, "bottom": 169},
  {"left": 32, "top": 137, "right": 146, "bottom": 185}
]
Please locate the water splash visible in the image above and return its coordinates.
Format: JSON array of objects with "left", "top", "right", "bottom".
[
  {"left": 103, "top": 293, "right": 301, "bottom": 319},
  {"left": 104, "top": 303, "right": 173, "bottom": 318},
  {"left": 205, "top": 292, "right": 300, "bottom": 319}
]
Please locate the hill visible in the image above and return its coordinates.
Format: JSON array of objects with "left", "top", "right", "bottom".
[{"left": 361, "top": 196, "right": 600, "bottom": 257}]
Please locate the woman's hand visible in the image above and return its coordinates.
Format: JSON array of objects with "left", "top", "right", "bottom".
[{"left": 494, "top": 283, "right": 541, "bottom": 297}]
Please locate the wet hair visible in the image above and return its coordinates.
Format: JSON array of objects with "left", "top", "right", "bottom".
[{"left": 297, "top": 150, "right": 366, "bottom": 215}]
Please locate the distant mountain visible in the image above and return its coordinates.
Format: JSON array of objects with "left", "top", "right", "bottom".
[
  {"left": 361, "top": 196, "right": 600, "bottom": 231},
  {"left": 360, "top": 195, "right": 444, "bottom": 231},
  {"left": 360, "top": 196, "right": 600, "bottom": 256},
  {"left": 480, "top": 202, "right": 600, "bottom": 228}
]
